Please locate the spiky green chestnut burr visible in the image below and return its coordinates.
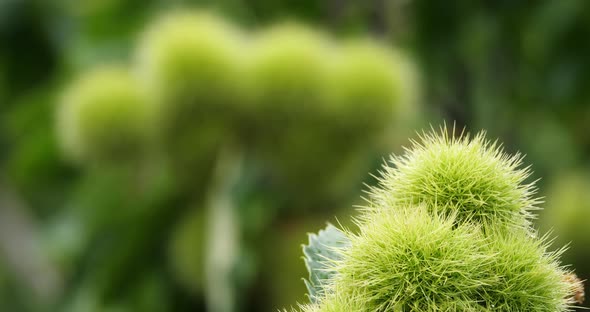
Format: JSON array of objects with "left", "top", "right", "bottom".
[
  {"left": 329, "top": 207, "right": 494, "bottom": 311},
  {"left": 287, "top": 127, "right": 581, "bottom": 312},
  {"left": 136, "top": 10, "right": 244, "bottom": 111},
  {"left": 285, "top": 294, "right": 364, "bottom": 312},
  {"left": 293, "top": 222, "right": 577, "bottom": 311},
  {"left": 294, "top": 213, "right": 576, "bottom": 312},
  {"left": 322, "top": 39, "right": 416, "bottom": 128},
  {"left": 245, "top": 23, "right": 332, "bottom": 116},
  {"left": 300, "top": 294, "right": 484, "bottom": 312},
  {"left": 477, "top": 230, "right": 575, "bottom": 311},
  {"left": 245, "top": 24, "right": 354, "bottom": 206},
  {"left": 369, "top": 127, "right": 540, "bottom": 230},
  {"left": 136, "top": 11, "right": 244, "bottom": 186},
  {"left": 57, "top": 66, "right": 153, "bottom": 163}
]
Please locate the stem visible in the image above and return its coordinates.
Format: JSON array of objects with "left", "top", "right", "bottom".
[
  {"left": 0, "top": 180, "right": 63, "bottom": 306},
  {"left": 204, "top": 144, "right": 243, "bottom": 312}
]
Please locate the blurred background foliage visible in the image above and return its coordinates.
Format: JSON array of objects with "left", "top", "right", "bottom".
[{"left": 0, "top": 0, "right": 589, "bottom": 311}]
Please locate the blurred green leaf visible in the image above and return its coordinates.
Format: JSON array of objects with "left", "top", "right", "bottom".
[{"left": 302, "top": 224, "right": 349, "bottom": 303}]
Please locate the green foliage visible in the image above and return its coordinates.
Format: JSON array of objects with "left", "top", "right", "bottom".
[
  {"left": 541, "top": 172, "right": 590, "bottom": 262},
  {"left": 291, "top": 128, "right": 579, "bottom": 311},
  {"left": 541, "top": 172, "right": 590, "bottom": 247},
  {"left": 369, "top": 127, "right": 540, "bottom": 231},
  {"left": 168, "top": 209, "right": 206, "bottom": 294},
  {"left": 57, "top": 66, "right": 154, "bottom": 163}
]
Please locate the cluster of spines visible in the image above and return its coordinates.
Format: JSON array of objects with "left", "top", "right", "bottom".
[
  {"left": 289, "top": 126, "right": 581, "bottom": 312},
  {"left": 366, "top": 126, "right": 541, "bottom": 231}
]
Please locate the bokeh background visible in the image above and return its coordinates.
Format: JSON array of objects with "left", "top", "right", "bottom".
[{"left": 0, "top": 0, "right": 589, "bottom": 311}]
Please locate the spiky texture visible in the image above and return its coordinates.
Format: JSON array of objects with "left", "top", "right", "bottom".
[
  {"left": 285, "top": 294, "right": 365, "bottom": 312},
  {"left": 57, "top": 66, "right": 153, "bottom": 163},
  {"left": 290, "top": 210, "right": 575, "bottom": 312},
  {"left": 329, "top": 207, "right": 494, "bottom": 311},
  {"left": 369, "top": 127, "right": 540, "bottom": 231},
  {"left": 286, "top": 127, "right": 580, "bottom": 312},
  {"left": 477, "top": 230, "right": 574, "bottom": 311}
]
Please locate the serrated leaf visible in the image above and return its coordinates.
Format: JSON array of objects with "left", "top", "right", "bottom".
[{"left": 302, "top": 224, "right": 350, "bottom": 303}]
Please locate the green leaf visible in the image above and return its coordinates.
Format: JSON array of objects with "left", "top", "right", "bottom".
[{"left": 302, "top": 224, "right": 349, "bottom": 303}]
